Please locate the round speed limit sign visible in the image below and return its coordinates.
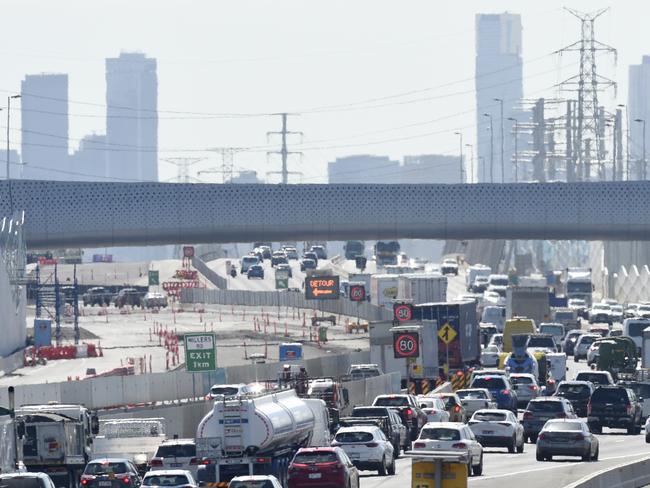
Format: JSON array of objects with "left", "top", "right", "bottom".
[
  {"left": 394, "top": 304, "right": 413, "bottom": 322},
  {"left": 393, "top": 332, "right": 419, "bottom": 358},
  {"left": 349, "top": 285, "right": 366, "bottom": 302}
]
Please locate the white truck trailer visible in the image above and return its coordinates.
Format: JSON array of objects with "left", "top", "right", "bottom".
[{"left": 195, "top": 390, "right": 329, "bottom": 487}]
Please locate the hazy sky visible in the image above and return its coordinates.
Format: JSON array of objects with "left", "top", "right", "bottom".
[{"left": 1, "top": 1, "right": 646, "bottom": 182}]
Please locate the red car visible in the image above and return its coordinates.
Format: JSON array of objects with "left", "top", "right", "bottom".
[{"left": 288, "top": 447, "right": 359, "bottom": 488}]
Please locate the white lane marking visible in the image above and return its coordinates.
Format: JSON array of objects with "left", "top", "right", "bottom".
[{"left": 470, "top": 452, "right": 650, "bottom": 482}]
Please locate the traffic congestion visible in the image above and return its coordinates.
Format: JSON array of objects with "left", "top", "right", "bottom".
[{"left": 4, "top": 244, "right": 650, "bottom": 488}]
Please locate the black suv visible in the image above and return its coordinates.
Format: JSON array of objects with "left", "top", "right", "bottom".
[
  {"left": 587, "top": 386, "right": 643, "bottom": 435},
  {"left": 372, "top": 394, "right": 427, "bottom": 440},
  {"left": 114, "top": 288, "right": 144, "bottom": 308}
]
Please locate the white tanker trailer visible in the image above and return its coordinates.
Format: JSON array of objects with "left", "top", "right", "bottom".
[{"left": 195, "top": 389, "right": 330, "bottom": 487}]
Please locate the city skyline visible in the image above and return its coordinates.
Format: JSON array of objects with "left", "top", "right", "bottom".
[{"left": 1, "top": 1, "right": 645, "bottom": 183}]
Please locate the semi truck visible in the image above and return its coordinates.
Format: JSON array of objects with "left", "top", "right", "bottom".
[
  {"left": 14, "top": 403, "right": 99, "bottom": 488},
  {"left": 563, "top": 268, "right": 594, "bottom": 306},
  {"left": 374, "top": 241, "right": 400, "bottom": 267},
  {"left": 195, "top": 390, "right": 330, "bottom": 487},
  {"left": 92, "top": 418, "right": 167, "bottom": 475},
  {"left": 506, "top": 285, "right": 550, "bottom": 325},
  {"left": 466, "top": 265, "right": 491, "bottom": 292},
  {"left": 344, "top": 241, "right": 364, "bottom": 260}
]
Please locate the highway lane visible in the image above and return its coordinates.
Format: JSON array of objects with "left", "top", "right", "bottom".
[{"left": 360, "top": 430, "right": 650, "bottom": 488}]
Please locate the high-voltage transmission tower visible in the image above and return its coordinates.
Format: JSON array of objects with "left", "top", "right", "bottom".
[
  {"left": 267, "top": 113, "right": 303, "bottom": 184},
  {"left": 161, "top": 157, "right": 206, "bottom": 183},
  {"left": 556, "top": 8, "right": 616, "bottom": 182},
  {"left": 201, "top": 147, "right": 247, "bottom": 183}
]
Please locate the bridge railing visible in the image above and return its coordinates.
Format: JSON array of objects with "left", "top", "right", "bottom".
[
  {"left": 613, "top": 265, "right": 650, "bottom": 303},
  {"left": 180, "top": 288, "right": 394, "bottom": 322}
]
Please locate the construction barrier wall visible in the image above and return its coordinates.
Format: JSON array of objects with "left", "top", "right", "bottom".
[
  {"left": 181, "top": 288, "right": 394, "bottom": 322},
  {"left": 191, "top": 256, "right": 228, "bottom": 290},
  {"left": 0, "top": 351, "right": 371, "bottom": 411}
]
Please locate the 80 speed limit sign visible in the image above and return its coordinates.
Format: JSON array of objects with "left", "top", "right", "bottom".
[{"left": 393, "top": 331, "right": 420, "bottom": 358}]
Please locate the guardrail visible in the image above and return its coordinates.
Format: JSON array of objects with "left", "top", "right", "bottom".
[
  {"left": 566, "top": 455, "right": 650, "bottom": 488},
  {"left": 181, "top": 288, "right": 393, "bottom": 322}
]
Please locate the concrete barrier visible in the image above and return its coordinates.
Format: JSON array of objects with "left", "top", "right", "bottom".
[{"left": 566, "top": 456, "right": 650, "bottom": 488}]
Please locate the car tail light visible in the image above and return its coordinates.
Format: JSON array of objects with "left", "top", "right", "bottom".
[
  {"left": 189, "top": 458, "right": 199, "bottom": 465},
  {"left": 627, "top": 404, "right": 633, "bottom": 416},
  {"left": 201, "top": 459, "right": 211, "bottom": 465},
  {"left": 501, "top": 389, "right": 510, "bottom": 396},
  {"left": 530, "top": 385, "right": 539, "bottom": 391},
  {"left": 365, "top": 442, "right": 378, "bottom": 448},
  {"left": 414, "top": 442, "right": 426, "bottom": 448},
  {"left": 451, "top": 443, "right": 467, "bottom": 449},
  {"left": 81, "top": 480, "right": 87, "bottom": 486},
  {"left": 587, "top": 402, "right": 592, "bottom": 415},
  {"left": 122, "top": 478, "right": 130, "bottom": 484},
  {"left": 573, "top": 434, "right": 584, "bottom": 441},
  {"left": 405, "top": 408, "right": 413, "bottom": 418},
  {"left": 523, "top": 411, "right": 533, "bottom": 420},
  {"left": 454, "top": 405, "right": 461, "bottom": 413},
  {"left": 150, "top": 458, "right": 163, "bottom": 467},
  {"left": 538, "top": 433, "right": 546, "bottom": 441},
  {"left": 255, "top": 457, "right": 272, "bottom": 464}
]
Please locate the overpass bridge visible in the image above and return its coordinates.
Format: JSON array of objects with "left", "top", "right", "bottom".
[{"left": 1, "top": 179, "right": 647, "bottom": 249}]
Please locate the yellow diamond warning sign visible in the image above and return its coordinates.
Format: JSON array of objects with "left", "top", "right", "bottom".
[{"left": 438, "top": 323, "right": 457, "bottom": 344}]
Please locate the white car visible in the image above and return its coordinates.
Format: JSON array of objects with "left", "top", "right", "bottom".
[
  {"left": 480, "top": 345, "right": 501, "bottom": 367},
  {"left": 484, "top": 291, "right": 505, "bottom": 307},
  {"left": 573, "top": 334, "right": 601, "bottom": 361},
  {"left": 0, "top": 473, "right": 56, "bottom": 488},
  {"left": 417, "top": 396, "right": 451, "bottom": 423},
  {"left": 488, "top": 333, "right": 503, "bottom": 349},
  {"left": 412, "top": 422, "right": 483, "bottom": 476},
  {"left": 644, "top": 416, "right": 650, "bottom": 443},
  {"left": 206, "top": 383, "right": 252, "bottom": 400},
  {"left": 332, "top": 426, "right": 395, "bottom": 475},
  {"left": 469, "top": 409, "right": 524, "bottom": 453},
  {"left": 228, "top": 475, "right": 283, "bottom": 488},
  {"left": 150, "top": 439, "right": 199, "bottom": 477},
  {"left": 142, "top": 470, "right": 197, "bottom": 488},
  {"left": 610, "top": 305, "right": 624, "bottom": 323},
  {"left": 456, "top": 389, "right": 497, "bottom": 416},
  {"left": 509, "top": 373, "right": 540, "bottom": 406}
]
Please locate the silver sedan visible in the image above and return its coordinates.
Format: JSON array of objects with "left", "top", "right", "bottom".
[{"left": 536, "top": 419, "right": 599, "bottom": 462}]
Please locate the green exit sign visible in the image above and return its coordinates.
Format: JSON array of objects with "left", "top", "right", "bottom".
[{"left": 184, "top": 333, "right": 216, "bottom": 372}]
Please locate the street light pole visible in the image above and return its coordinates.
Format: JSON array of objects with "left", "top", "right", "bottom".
[
  {"left": 6, "top": 94, "right": 20, "bottom": 212},
  {"left": 465, "top": 143, "right": 473, "bottom": 183},
  {"left": 454, "top": 131, "right": 463, "bottom": 182},
  {"left": 478, "top": 156, "right": 485, "bottom": 182},
  {"left": 635, "top": 118, "right": 646, "bottom": 180},
  {"left": 483, "top": 113, "right": 494, "bottom": 183},
  {"left": 494, "top": 98, "right": 505, "bottom": 182},
  {"left": 618, "top": 104, "right": 630, "bottom": 180},
  {"left": 507, "top": 117, "right": 518, "bottom": 183}
]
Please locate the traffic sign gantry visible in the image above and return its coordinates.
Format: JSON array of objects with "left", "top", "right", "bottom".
[
  {"left": 438, "top": 323, "right": 457, "bottom": 344},
  {"left": 184, "top": 332, "right": 216, "bottom": 372},
  {"left": 393, "top": 331, "right": 420, "bottom": 358}
]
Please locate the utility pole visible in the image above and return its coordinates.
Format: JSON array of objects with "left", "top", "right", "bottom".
[
  {"left": 267, "top": 113, "right": 302, "bottom": 184},
  {"left": 6, "top": 94, "right": 20, "bottom": 212},
  {"left": 635, "top": 118, "right": 647, "bottom": 180},
  {"left": 532, "top": 99, "right": 546, "bottom": 182},
  {"left": 465, "top": 144, "right": 473, "bottom": 183},
  {"left": 507, "top": 118, "right": 518, "bottom": 182},
  {"left": 556, "top": 8, "right": 616, "bottom": 181},
  {"left": 483, "top": 113, "right": 494, "bottom": 183},
  {"left": 494, "top": 98, "right": 505, "bottom": 182},
  {"left": 454, "top": 131, "right": 463, "bottom": 182}
]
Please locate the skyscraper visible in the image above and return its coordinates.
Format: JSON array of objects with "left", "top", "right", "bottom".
[
  {"left": 475, "top": 13, "right": 523, "bottom": 183},
  {"left": 628, "top": 55, "right": 650, "bottom": 180},
  {"left": 21, "top": 73, "right": 69, "bottom": 180},
  {"left": 106, "top": 52, "right": 158, "bottom": 182}
]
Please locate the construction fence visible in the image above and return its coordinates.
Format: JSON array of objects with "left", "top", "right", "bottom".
[{"left": 181, "top": 288, "right": 394, "bottom": 322}]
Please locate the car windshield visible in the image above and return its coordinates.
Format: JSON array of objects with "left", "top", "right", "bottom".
[
  {"left": 528, "top": 337, "right": 555, "bottom": 347},
  {"left": 544, "top": 422, "right": 584, "bottom": 432},
  {"left": 352, "top": 407, "right": 387, "bottom": 417},
  {"left": 374, "top": 397, "right": 409, "bottom": 407},
  {"left": 143, "top": 475, "right": 189, "bottom": 486},
  {"left": 335, "top": 431, "right": 374, "bottom": 443},
  {"left": 627, "top": 322, "right": 650, "bottom": 337},
  {"left": 624, "top": 383, "right": 650, "bottom": 399},
  {"left": 490, "top": 278, "right": 508, "bottom": 286},
  {"left": 555, "top": 312, "right": 574, "bottom": 321},
  {"left": 576, "top": 373, "right": 610, "bottom": 385},
  {"left": 569, "top": 299, "right": 586, "bottom": 307},
  {"left": 528, "top": 401, "right": 563, "bottom": 412},
  {"left": 511, "top": 376, "right": 534, "bottom": 385},
  {"left": 471, "top": 377, "right": 506, "bottom": 390},
  {"left": 229, "top": 481, "right": 276, "bottom": 488},
  {"left": 556, "top": 384, "right": 591, "bottom": 398},
  {"left": 540, "top": 326, "right": 564, "bottom": 336},
  {"left": 457, "top": 390, "right": 487, "bottom": 399},
  {"left": 472, "top": 411, "right": 507, "bottom": 422},
  {"left": 84, "top": 462, "right": 128, "bottom": 475},
  {"left": 0, "top": 478, "right": 44, "bottom": 488},
  {"left": 579, "top": 336, "right": 598, "bottom": 346},
  {"left": 210, "top": 387, "right": 239, "bottom": 396},
  {"left": 242, "top": 257, "right": 257, "bottom": 264},
  {"left": 592, "top": 388, "right": 628, "bottom": 402},
  {"left": 593, "top": 305, "right": 610, "bottom": 311},
  {"left": 638, "top": 306, "right": 650, "bottom": 312},
  {"left": 155, "top": 444, "right": 196, "bottom": 458},
  {"left": 419, "top": 428, "right": 461, "bottom": 441},
  {"left": 292, "top": 452, "right": 338, "bottom": 464}
]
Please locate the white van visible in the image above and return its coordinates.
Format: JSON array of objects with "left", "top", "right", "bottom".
[
  {"left": 481, "top": 306, "right": 506, "bottom": 331},
  {"left": 622, "top": 318, "right": 650, "bottom": 352}
]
